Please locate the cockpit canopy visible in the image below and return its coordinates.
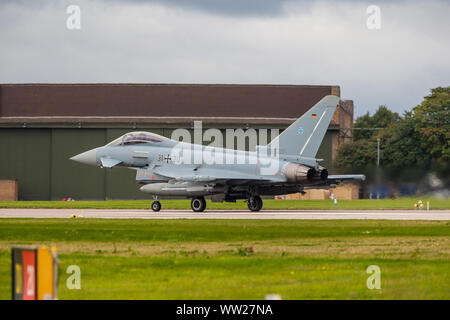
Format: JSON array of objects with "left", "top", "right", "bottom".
[{"left": 107, "top": 131, "right": 168, "bottom": 146}]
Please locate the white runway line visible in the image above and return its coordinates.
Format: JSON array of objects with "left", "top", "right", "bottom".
[{"left": 0, "top": 208, "right": 449, "bottom": 220}]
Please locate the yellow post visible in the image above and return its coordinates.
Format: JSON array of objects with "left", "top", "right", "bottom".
[{"left": 37, "top": 246, "right": 54, "bottom": 300}]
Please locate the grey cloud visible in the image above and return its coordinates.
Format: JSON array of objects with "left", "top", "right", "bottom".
[
  {"left": 112, "top": 0, "right": 294, "bottom": 16},
  {"left": 0, "top": 0, "right": 428, "bottom": 16},
  {"left": 109, "top": 0, "right": 412, "bottom": 17},
  {"left": 0, "top": 0, "right": 430, "bottom": 19},
  {"left": 0, "top": 0, "right": 448, "bottom": 118}
]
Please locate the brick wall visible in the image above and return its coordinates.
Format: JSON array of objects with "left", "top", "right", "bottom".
[
  {"left": 0, "top": 179, "right": 18, "bottom": 201},
  {"left": 331, "top": 100, "right": 354, "bottom": 163}
]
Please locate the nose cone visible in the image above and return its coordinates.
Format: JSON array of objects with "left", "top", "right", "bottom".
[{"left": 70, "top": 148, "right": 99, "bottom": 166}]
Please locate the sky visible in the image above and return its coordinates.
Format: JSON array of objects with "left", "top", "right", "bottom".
[{"left": 0, "top": 0, "right": 449, "bottom": 117}]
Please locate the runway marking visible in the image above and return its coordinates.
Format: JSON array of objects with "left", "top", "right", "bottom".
[{"left": 0, "top": 209, "right": 449, "bottom": 220}]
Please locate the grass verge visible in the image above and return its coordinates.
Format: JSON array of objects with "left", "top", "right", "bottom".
[
  {"left": 0, "top": 219, "right": 448, "bottom": 299},
  {"left": 0, "top": 198, "right": 449, "bottom": 210}
]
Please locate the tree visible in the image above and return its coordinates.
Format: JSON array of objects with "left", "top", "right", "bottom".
[
  {"left": 334, "top": 139, "right": 377, "bottom": 168},
  {"left": 353, "top": 105, "right": 400, "bottom": 141},
  {"left": 412, "top": 86, "right": 450, "bottom": 172},
  {"left": 335, "top": 86, "right": 449, "bottom": 175},
  {"left": 379, "top": 111, "right": 430, "bottom": 168},
  {"left": 335, "top": 105, "right": 401, "bottom": 168}
]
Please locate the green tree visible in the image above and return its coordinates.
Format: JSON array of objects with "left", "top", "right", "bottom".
[
  {"left": 379, "top": 111, "right": 430, "bottom": 168},
  {"left": 412, "top": 86, "right": 450, "bottom": 172},
  {"left": 354, "top": 105, "right": 400, "bottom": 141},
  {"left": 334, "top": 139, "right": 377, "bottom": 168},
  {"left": 335, "top": 86, "right": 449, "bottom": 175}
]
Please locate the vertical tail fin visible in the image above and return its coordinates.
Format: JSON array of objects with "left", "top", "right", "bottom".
[{"left": 267, "top": 95, "right": 339, "bottom": 157}]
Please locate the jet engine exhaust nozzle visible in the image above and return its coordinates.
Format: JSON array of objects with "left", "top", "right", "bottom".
[{"left": 282, "top": 163, "right": 315, "bottom": 183}]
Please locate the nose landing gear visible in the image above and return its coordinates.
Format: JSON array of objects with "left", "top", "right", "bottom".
[{"left": 151, "top": 201, "right": 161, "bottom": 212}]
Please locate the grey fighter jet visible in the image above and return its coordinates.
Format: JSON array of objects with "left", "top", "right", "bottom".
[{"left": 70, "top": 95, "right": 365, "bottom": 212}]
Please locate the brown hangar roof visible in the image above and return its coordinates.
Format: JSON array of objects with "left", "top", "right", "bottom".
[{"left": 0, "top": 83, "right": 341, "bottom": 125}]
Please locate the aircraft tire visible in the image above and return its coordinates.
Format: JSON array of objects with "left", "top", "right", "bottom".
[
  {"left": 151, "top": 201, "right": 161, "bottom": 212},
  {"left": 248, "top": 196, "right": 263, "bottom": 212},
  {"left": 191, "top": 197, "right": 206, "bottom": 212}
]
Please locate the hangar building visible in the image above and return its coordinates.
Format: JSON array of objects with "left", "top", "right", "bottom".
[{"left": 0, "top": 84, "right": 354, "bottom": 200}]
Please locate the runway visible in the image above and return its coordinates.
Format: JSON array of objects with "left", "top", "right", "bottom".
[{"left": 0, "top": 208, "right": 449, "bottom": 220}]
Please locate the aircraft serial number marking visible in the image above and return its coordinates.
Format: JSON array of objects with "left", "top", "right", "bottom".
[{"left": 158, "top": 154, "right": 178, "bottom": 163}]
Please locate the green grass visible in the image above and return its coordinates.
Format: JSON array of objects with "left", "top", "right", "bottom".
[
  {"left": 0, "top": 197, "right": 449, "bottom": 210},
  {"left": 0, "top": 219, "right": 449, "bottom": 299}
]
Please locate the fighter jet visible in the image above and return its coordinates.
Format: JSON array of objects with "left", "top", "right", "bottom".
[{"left": 70, "top": 95, "right": 365, "bottom": 212}]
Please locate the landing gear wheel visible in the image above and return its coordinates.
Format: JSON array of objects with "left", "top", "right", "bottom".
[
  {"left": 247, "top": 195, "right": 263, "bottom": 212},
  {"left": 151, "top": 201, "right": 161, "bottom": 212},
  {"left": 191, "top": 197, "right": 206, "bottom": 212}
]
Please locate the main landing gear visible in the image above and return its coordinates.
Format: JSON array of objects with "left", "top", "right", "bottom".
[
  {"left": 191, "top": 196, "right": 206, "bottom": 212},
  {"left": 247, "top": 195, "right": 263, "bottom": 212},
  {"left": 151, "top": 195, "right": 262, "bottom": 213},
  {"left": 151, "top": 197, "right": 207, "bottom": 213}
]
